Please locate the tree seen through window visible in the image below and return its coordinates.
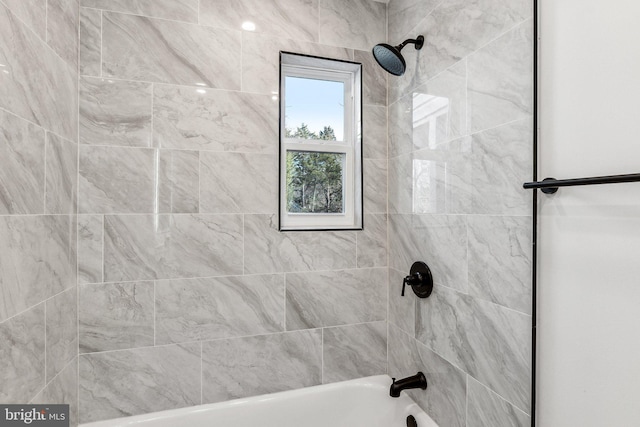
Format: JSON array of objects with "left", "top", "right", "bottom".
[{"left": 286, "top": 123, "right": 344, "bottom": 213}]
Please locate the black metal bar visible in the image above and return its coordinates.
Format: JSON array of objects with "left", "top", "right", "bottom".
[
  {"left": 531, "top": 0, "right": 538, "bottom": 425},
  {"left": 523, "top": 173, "right": 640, "bottom": 194}
]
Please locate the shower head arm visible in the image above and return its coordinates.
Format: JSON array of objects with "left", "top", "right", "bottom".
[{"left": 396, "top": 35, "right": 425, "bottom": 52}]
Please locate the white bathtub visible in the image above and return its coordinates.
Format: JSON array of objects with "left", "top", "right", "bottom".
[{"left": 82, "top": 375, "right": 439, "bottom": 427}]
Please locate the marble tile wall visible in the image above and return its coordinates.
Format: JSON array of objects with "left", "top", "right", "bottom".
[
  {"left": 3, "top": 1, "right": 536, "bottom": 426},
  {"left": 0, "top": 0, "right": 79, "bottom": 424},
  {"left": 386, "top": 0, "right": 533, "bottom": 426},
  {"left": 70, "top": 0, "right": 389, "bottom": 424}
]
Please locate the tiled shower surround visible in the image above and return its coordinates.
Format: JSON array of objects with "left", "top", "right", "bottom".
[
  {"left": 1, "top": 0, "right": 389, "bottom": 425},
  {"left": 386, "top": 0, "right": 533, "bottom": 426},
  {"left": 0, "top": 1, "right": 80, "bottom": 426},
  {"left": 0, "top": 0, "right": 533, "bottom": 426}
]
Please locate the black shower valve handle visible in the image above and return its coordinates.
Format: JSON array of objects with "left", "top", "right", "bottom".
[
  {"left": 401, "top": 262, "right": 434, "bottom": 299},
  {"left": 401, "top": 273, "right": 421, "bottom": 296}
]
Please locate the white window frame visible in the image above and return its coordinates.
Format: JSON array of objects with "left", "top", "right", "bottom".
[
  {"left": 279, "top": 52, "right": 363, "bottom": 231},
  {"left": 279, "top": 52, "right": 362, "bottom": 231}
]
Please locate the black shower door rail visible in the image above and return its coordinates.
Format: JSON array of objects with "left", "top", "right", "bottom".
[{"left": 523, "top": 173, "right": 640, "bottom": 194}]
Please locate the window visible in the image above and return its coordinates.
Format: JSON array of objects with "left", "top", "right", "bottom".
[{"left": 279, "top": 52, "right": 363, "bottom": 231}]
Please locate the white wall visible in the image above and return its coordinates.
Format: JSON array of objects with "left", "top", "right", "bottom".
[{"left": 538, "top": 1, "right": 640, "bottom": 425}]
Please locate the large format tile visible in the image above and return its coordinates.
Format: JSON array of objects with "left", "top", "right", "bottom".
[
  {"left": 46, "top": 288, "right": 77, "bottom": 381},
  {"left": 153, "top": 85, "right": 277, "bottom": 153},
  {"left": 241, "top": 31, "right": 353, "bottom": 95},
  {"left": 79, "top": 343, "right": 201, "bottom": 423},
  {"left": 411, "top": 141, "right": 473, "bottom": 215},
  {"left": 79, "top": 7, "right": 101, "bottom": 76},
  {"left": 388, "top": 154, "right": 412, "bottom": 214},
  {"left": 390, "top": 0, "right": 530, "bottom": 100},
  {"left": 0, "top": 3, "right": 78, "bottom": 141},
  {"left": 415, "top": 62, "right": 468, "bottom": 150},
  {"left": 389, "top": 267, "right": 415, "bottom": 337},
  {"left": 285, "top": 268, "right": 386, "bottom": 330},
  {"left": 47, "top": 0, "right": 79, "bottom": 68},
  {"left": 390, "top": 128, "right": 472, "bottom": 220},
  {"left": 157, "top": 149, "right": 199, "bottom": 213},
  {"left": 466, "top": 119, "right": 532, "bottom": 215},
  {"left": 45, "top": 133, "right": 78, "bottom": 214},
  {"left": 468, "top": 20, "right": 533, "bottom": 132},
  {"left": 202, "top": 330, "right": 322, "bottom": 403},
  {"left": 389, "top": 60, "right": 467, "bottom": 149},
  {"left": 200, "top": 0, "right": 318, "bottom": 42},
  {"left": 319, "top": 0, "right": 386, "bottom": 51},
  {"left": 155, "top": 274, "right": 284, "bottom": 344},
  {"left": 79, "top": 281, "right": 154, "bottom": 353},
  {"left": 357, "top": 214, "right": 387, "bottom": 268},
  {"left": 390, "top": 214, "right": 468, "bottom": 292},
  {"left": 0, "top": 109, "right": 45, "bottom": 215},
  {"left": 416, "top": 287, "right": 531, "bottom": 410},
  {"left": 468, "top": 215, "right": 532, "bottom": 313},
  {"left": 102, "top": 12, "right": 240, "bottom": 89},
  {"left": 200, "top": 152, "right": 277, "bottom": 213},
  {"left": 364, "top": 159, "right": 388, "bottom": 214},
  {"left": 388, "top": 94, "right": 413, "bottom": 158},
  {"left": 0, "top": 304, "right": 45, "bottom": 403},
  {"left": 323, "top": 322, "right": 387, "bottom": 383},
  {"left": 2, "top": 0, "right": 47, "bottom": 39},
  {"left": 363, "top": 105, "right": 387, "bottom": 159},
  {"left": 355, "top": 49, "right": 387, "bottom": 107},
  {"left": 388, "top": 0, "right": 440, "bottom": 43},
  {"left": 80, "top": 77, "right": 153, "bottom": 147},
  {"left": 78, "top": 145, "right": 155, "bottom": 213},
  {"left": 244, "top": 214, "right": 356, "bottom": 274},
  {"left": 104, "top": 214, "right": 243, "bottom": 281},
  {"left": 32, "top": 360, "right": 78, "bottom": 427},
  {"left": 467, "top": 377, "right": 530, "bottom": 427},
  {"left": 388, "top": 324, "right": 466, "bottom": 427},
  {"left": 80, "top": 0, "right": 199, "bottom": 23},
  {"left": 0, "top": 215, "right": 75, "bottom": 321},
  {"left": 77, "top": 215, "right": 103, "bottom": 284}
]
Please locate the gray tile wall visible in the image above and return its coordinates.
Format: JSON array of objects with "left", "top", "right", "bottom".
[
  {"left": 386, "top": 0, "right": 533, "bottom": 426},
  {"left": 0, "top": 0, "right": 79, "bottom": 425},
  {"left": 2, "top": 0, "right": 388, "bottom": 424},
  {"left": 2, "top": 1, "right": 535, "bottom": 426},
  {"left": 75, "top": 0, "right": 387, "bottom": 424}
]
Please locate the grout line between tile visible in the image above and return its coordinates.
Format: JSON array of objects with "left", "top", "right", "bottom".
[
  {"left": 469, "top": 375, "right": 532, "bottom": 417},
  {"left": 153, "top": 281, "right": 156, "bottom": 346},
  {"left": 99, "top": 10, "right": 103, "bottom": 77},
  {"left": 63, "top": 266, "right": 387, "bottom": 288},
  {"left": 101, "top": 214, "right": 104, "bottom": 283},
  {"left": 81, "top": 7, "right": 201, "bottom": 27},
  {"left": 283, "top": 273, "right": 287, "bottom": 331},
  {"left": 320, "top": 327, "right": 324, "bottom": 384},
  {"left": 242, "top": 216, "right": 245, "bottom": 274},
  {"left": 43, "top": 132, "right": 48, "bottom": 214},
  {"left": 465, "top": 374, "right": 469, "bottom": 425},
  {"left": 239, "top": 27, "right": 243, "bottom": 92},
  {"left": 76, "top": 34, "right": 81, "bottom": 411},
  {"left": 43, "top": 300, "right": 47, "bottom": 387}
]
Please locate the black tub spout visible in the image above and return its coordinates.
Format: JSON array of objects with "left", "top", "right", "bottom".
[{"left": 389, "top": 372, "right": 427, "bottom": 397}]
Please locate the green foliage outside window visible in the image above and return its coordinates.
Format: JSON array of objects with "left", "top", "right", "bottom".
[{"left": 285, "top": 124, "right": 344, "bottom": 213}]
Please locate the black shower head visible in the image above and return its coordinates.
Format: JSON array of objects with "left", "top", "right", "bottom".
[{"left": 372, "top": 35, "right": 424, "bottom": 76}]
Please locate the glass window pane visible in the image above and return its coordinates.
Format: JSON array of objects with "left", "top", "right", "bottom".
[
  {"left": 286, "top": 151, "right": 345, "bottom": 214},
  {"left": 285, "top": 77, "right": 344, "bottom": 141}
]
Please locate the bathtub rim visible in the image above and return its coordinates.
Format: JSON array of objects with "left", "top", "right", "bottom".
[{"left": 80, "top": 374, "right": 437, "bottom": 427}]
